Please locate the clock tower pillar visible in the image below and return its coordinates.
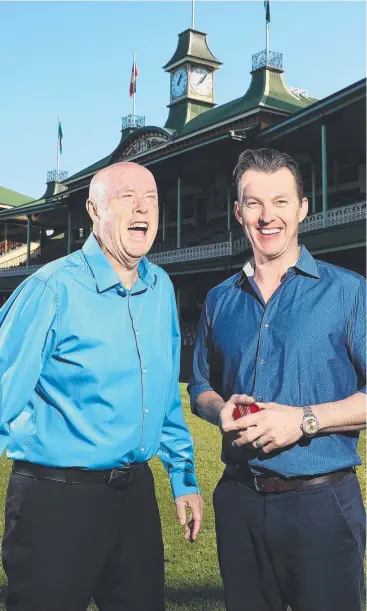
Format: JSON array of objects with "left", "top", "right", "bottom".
[{"left": 163, "top": 28, "right": 221, "bottom": 132}]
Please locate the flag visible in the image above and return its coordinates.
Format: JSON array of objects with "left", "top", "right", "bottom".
[
  {"left": 264, "top": 0, "right": 270, "bottom": 23},
  {"left": 58, "top": 120, "right": 63, "bottom": 155},
  {"left": 129, "top": 60, "right": 138, "bottom": 97}
]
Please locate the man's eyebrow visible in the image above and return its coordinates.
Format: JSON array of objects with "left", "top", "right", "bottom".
[
  {"left": 272, "top": 193, "right": 289, "bottom": 199},
  {"left": 241, "top": 194, "right": 262, "bottom": 204}
]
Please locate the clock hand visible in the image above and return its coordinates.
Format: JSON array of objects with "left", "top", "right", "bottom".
[
  {"left": 178, "top": 74, "right": 182, "bottom": 86},
  {"left": 198, "top": 73, "right": 207, "bottom": 84}
]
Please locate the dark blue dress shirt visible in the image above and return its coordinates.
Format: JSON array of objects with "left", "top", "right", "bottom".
[{"left": 188, "top": 246, "right": 366, "bottom": 477}]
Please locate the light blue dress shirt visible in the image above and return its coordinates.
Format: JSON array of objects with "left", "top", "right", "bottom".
[{"left": 0, "top": 234, "right": 198, "bottom": 499}]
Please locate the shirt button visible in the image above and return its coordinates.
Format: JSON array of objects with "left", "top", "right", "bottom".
[
  {"left": 144, "top": 408, "right": 149, "bottom": 414},
  {"left": 136, "top": 330, "right": 139, "bottom": 336},
  {"left": 260, "top": 359, "right": 265, "bottom": 365},
  {"left": 140, "top": 447, "right": 145, "bottom": 453},
  {"left": 258, "top": 397, "right": 263, "bottom": 402},
  {"left": 264, "top": 323, "right": 269, "bottom": 328},
  {"left": 142, "top": 369, "right": 147, "bottom": 374}
]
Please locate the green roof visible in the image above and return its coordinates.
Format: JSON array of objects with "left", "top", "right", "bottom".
[
  {"left": 163, "top": 29, "right": 221, "bottom": 70},
  {"left": 0, "top": 185, "right": 34, "bottom": 208},
  {"left": 66, "top": 153, "right": 113, "bottom": 182},
  {"left": 176, "top": 66, "right": 316, "bottom": 137}
]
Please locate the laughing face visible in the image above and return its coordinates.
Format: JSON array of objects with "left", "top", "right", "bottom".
[
  {"left": 87, "top": 162, "right": 159, "bottom": 268},
  {"left": 234, "top": 167, "right": 308, "bottom": 262}
]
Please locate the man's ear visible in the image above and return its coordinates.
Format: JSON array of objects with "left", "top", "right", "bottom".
[
  {"left": 86, "top": 199, "right": 99, "bottom": 224},
  {"left": 234, "top": 201, "right": 243, "bottom": 225},
  {"left": 299, "top": 197, "right": 309, "bottom": 223}
]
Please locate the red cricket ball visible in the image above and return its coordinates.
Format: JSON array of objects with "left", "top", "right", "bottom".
[{"left": 232, "top": 402, "right": 261, "bottom": 420}]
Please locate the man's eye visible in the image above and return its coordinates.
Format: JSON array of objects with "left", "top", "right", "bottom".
[{"left": 275, "top": 200, "right": 287, "bottom": 206}]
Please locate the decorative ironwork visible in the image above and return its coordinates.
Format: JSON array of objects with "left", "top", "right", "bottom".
[
  {"left": 0, "top": 264, "right": 43, "bottom": 277},
  {"left": 299, "top": 201, "right": 366, "bottom": 233},
  {"left": 148, "top": 241, "right": 232, "bottom": 265},
  {"left": 121, "top": 114, "right": 145, "bottom": 130},
  {"left": 252, "top": 50, "right": 283, "bottom": 71},
  {"left": 47, "top": 170, "right": 68, "bottom": 183},
  {"left": 119, "top": 134, "right": 169, "bottom": 160}
]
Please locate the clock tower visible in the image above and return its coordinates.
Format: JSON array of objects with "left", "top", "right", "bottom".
[{"left": 163, "top": 28, "right": 221, "bottom": 132}]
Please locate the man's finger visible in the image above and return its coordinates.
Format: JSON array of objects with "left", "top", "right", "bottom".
[
  {"left": 175, "top": 499, "right": 187, "bottom": 526},
  {"left": 230, "top": 394, "right": 255, "bottom": 405},
  {"left": 187, "top": 501, "right": 203, "bottom": 541},
  {"left": 233, "top": 411, "right": 265, "bottom": 429}
]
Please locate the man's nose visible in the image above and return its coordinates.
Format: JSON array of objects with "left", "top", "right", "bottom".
[
  {"left": 133, "top": 197, "right": 148, "bottom": 213},
  {"left": 259, "top": 204, "right": 275, "bottom": 225}
]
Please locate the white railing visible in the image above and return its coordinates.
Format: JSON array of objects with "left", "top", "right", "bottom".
[
  {"left": 299, "top": 201, "right": 366, "bottom": 233},
  {"left": 0, "top": 246, "right": 41, "bottom": 269},
  {"left": 0, "top": 202, "right": 365, "bottom": 276},
  {"left": 0, "top": 265, "right": 44, "bottom": 277},
  {"left": 148, "top": 241, "right": 232, "bottom": 265}
]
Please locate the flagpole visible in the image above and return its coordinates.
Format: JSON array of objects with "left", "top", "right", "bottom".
[
  {"left": 57, "top": 116, "right": 60, "bottom": 182},
  {"left": 132, "top": 52, "right": 136, "bottom": 126},
  {"left": 266, "top": 20, "right": 269, "bottom": 65},
  {"left": 192, "top": 0, "right": 195, "bottom": 29}
]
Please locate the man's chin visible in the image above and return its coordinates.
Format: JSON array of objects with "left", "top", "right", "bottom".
[{"left": 126, "top": 242, "right": 154, "bottom": 260}]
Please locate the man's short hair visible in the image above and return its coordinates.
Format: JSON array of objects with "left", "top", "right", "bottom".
[{"left": 233, "top": 148, "right": 304, "bottom": 203}]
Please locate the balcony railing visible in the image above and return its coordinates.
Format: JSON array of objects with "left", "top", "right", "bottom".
[
  {"left": 0, "top": 202, "right": 365, "bottom": 277},
  {"left": 0, "top": 246, "right": 41, "bottom": 269}
]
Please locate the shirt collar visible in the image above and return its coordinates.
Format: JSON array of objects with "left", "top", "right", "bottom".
[
  {"left": 239, "top": 245, "right": 320, "bottom": 286},
  {"left": 82, "top": 233, "right": 156, "bottom": 293}
]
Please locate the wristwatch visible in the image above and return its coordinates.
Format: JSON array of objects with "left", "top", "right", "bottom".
[{"left": 300, "top": 406, "right": 319, "bottom": 437}]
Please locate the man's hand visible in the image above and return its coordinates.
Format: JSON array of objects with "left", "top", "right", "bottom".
[
  {"left": 227, "top": 401, "right": 304, "bottom": 454},
  {"left": 175, "top": 493, "right": 204, "bottom": 542},
  {"left": 219, "top": 394, "right": 255, "bottom": 432}
]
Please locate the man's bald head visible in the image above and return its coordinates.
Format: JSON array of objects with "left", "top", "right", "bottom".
[
  {"left": 89, "top": 162, "right": 156, "bottom": 212},
  {"left": 86, "top": 161, "right": 159, "bottom": 269}
]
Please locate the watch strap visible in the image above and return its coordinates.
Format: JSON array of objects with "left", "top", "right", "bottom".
[{"left": 303, "top": 405, "right": 315, "bottom": 418}]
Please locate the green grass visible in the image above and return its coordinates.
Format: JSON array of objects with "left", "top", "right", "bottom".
[{"left": 0, "top": 385, "right": 364, "bottom": 611}]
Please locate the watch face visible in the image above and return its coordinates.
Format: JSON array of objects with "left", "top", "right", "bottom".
[
  {"left": 190, "top": 67, "right": 213, "bottom": 96},
  {"left": 172, "top": 69, "right": 187, "bottom": 98},
  {"left": 303, "top": 417, "right": 318, "bottom": 436}
]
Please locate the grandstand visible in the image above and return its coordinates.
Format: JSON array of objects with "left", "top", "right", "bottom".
[{"left": 0, "top": 27, "right": 365, "bottom": 364}]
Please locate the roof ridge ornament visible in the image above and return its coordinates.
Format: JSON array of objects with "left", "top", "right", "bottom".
[{"left": 252, "top": 50, "right": 283, "bottom": 72}]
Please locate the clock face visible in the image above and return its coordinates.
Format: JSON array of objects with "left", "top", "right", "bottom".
[
  {"left": 171, "top": 69, "right": 188, "bottom": 98},
  {"left": 190, "top": 67, "right": 213, "bottom": 96}
]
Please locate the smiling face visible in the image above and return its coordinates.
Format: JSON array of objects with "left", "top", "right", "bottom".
[
  {"left": 234, "top": 167, "right": 308, "bottom": 262},
  {"left": 87, "top": 162, "right": 159, "bottom": 268}
]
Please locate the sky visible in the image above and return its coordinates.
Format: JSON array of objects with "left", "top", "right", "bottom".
[{"left": 0, "top": 0, "right": 365, "bottom": 199}]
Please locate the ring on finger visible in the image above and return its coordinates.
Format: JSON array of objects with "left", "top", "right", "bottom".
[{"left": 254, "top": 439, "right": 264, "bottom": 451}]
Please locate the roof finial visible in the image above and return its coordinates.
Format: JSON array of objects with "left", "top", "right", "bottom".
[{"left": 191, "top": 0, "right": 195, "bottom": 29}]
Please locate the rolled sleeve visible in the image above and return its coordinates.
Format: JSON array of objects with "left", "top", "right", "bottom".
[
  {"left": 187, "top": 300, "right": 214, "bottom": 415},
  {"left": 157, "top": 283, "right": 199, "bottom": 499},
  {"left": 0, "top": 277, "right": 57, "bottom": 456},
  {"left": 346, "top": 278, "right": 366, "bottom": 394}
]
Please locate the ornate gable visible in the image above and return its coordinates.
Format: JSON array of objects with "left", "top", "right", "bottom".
[{"left": 114, "top": 127, "right": 172, "bottom": 162}]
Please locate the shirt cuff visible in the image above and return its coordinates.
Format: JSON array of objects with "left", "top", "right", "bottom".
[
  {"left": 189, "top": 384, "right": 214, "bottom": 415},
  {"left": 169, "top": 469, "right": 200, "bottom": 499}
]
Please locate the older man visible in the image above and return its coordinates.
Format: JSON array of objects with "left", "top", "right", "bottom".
[
  {"left": 0, "top": 161, "right": 203, "bottom": 611},
  {"left": 188, "top": 148, "right": 366, "bottom": 611}
]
